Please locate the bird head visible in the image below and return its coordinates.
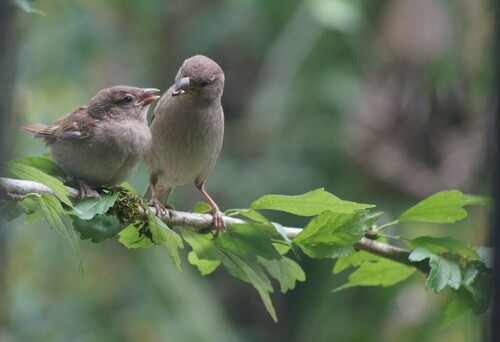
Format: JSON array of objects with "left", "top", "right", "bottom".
[
  {"left": 88, "top": 86, "right": 160, "bottom": 120},
  {"left": 171, "top": 55, "right": 225, "bottom": 102}
]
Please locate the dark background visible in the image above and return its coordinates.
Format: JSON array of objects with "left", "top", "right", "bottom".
[{"left": 0, "top": 1, "right": 494, "bottom": 341}]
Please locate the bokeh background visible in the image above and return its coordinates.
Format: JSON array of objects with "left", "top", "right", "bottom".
[{"left": 0, "top": 0, "right": 494, "bottom": 341}]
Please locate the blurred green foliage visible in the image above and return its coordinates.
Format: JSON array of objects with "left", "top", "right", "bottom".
[{"left": 2, "top": 0, "right": 493, "bottom": 341}]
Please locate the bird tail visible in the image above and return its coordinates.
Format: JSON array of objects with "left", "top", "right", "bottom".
[{"left": 19, "top": 123, "right": 55, "bottom": 139}]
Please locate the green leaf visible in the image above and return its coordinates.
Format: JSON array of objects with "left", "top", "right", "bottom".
[
  {"left": 118, "top": 224, "right": 153, "bottom": 249},
  {"left": 73, "top": 214, "right": 122, "bottom": 242},
  {"left": 0, "top": 200, "right": 25, "bottom": 221},
  {"left": 215, "top": 224, "right": 282, "bottom": 260},
  {"left": 409, "top": 248, "right": 461, "bottom": 293},
  {"left": 218, "top": 248, "right": 277, "bottom": 322},
  {"left": 293, "top": 211, "right": 366, "bottom": 258},
  {"left": 476, "top": 247, "right": 493, "bottom": 269},
  {"left": 11, "top": 156, "right": 66, "bottom": 178},
  {"left": 146, "top": 208, "right": 184, "bottom": 270},
  {"left": 72, "top": 192, "right": 118, "bottom": 220},
  {"left": 333, "top": 251, "right": 416, "bottom": 291},
  {"left": 333, "top": 249, "right": 369, "bottom": 274},
  {"left": 441, "top": 289, "right": 473, "bottom": 327},
  {"left": 182, "top": 230, "right": 277, "bottom": 322},
  {"left": 228, "top": 208, "right": 269, "bottom": 222},
  {"left": 464, "top": 273, "right": 491, "bottom": 315},
  {"left": 6, "top": 161, "right": 72, "bottom": 207},
  {"left": 229, "top": 208, "right": 299, "bottom": 255},
  {"left": 405, "top": 236, "right": 479, "bottom": 259},
  {"left": 258, "top": 256, "right": 306, "bottom": 293},
  {"left": 398, "top": 190, "right": 489, "bottom": 224},
  {"left": 187, "top": 252, "right": 221, "bottom": 275},
  {"left": 250, "top": 188, "right": 374, "bottom": 216},
  {"left": 181, "top": 229, "right": 221, "bottom": 261},
  {"left": 192, "top": 201, "right": 212, "bottom": 213},
  {"left": 21, "top": 197, "right": 43, "bottom": 222},
  {"left": 11, "top": 0, "right": 46, "bottom": 15},
  {"left": 30, "top": 194, "right": 81, "bottom": 269}
]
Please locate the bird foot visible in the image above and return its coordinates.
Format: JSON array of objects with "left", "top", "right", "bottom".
[
  {"left": 209, "top": 208, "right": 226, "bottom": 239},
  {"left": 78, "top": 181, "right": 100, "bottom": 200},
  {"left": 149, "top": 198, "right": 171, "bottom": 218}
]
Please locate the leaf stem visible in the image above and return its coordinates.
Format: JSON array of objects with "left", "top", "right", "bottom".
[{"left": 376, "top": 220, "right": 399, "bottom": 232}]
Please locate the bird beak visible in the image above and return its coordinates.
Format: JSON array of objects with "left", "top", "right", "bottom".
[
  {"left": 172, "top": 77, "right": 190, "bottom": 96},
  {"left": 137, "top": 88, "right": 160, "bottom": 106}
]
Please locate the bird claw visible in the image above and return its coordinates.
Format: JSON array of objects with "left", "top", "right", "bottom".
[
  {"left": 149, "top": 198, "right": 170, "bottom": 218},
  {"left": 79, "top": 181, "right": 100, "bottom": 200},
  {"left": 210, "top": 209, "right": 226, "bottom": 239}
]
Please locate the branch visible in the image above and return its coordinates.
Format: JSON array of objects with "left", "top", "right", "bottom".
[
  {"left": 0, "top": 177, "right": 425, "bottom": 272},
  {"left": 0, "top": 177, "right": 303, "bottom": 237},
  {"left": 354, "top": 237, "right": 430, "bottom": 274}
]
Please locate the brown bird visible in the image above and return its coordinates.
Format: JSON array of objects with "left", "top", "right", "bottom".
[
  {"left": 20, "top": 86, "right": 160, "bottom": 198},
  {"left": 146, "top": 55, "right": 226, "bottom": 235}
]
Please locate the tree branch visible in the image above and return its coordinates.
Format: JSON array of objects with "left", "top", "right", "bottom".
[
  {"left": 0, "top": 177, "right": 426, "bottom": 272},
  {"left": 354, "top": 237, "right": 430, "bottom": 274}
]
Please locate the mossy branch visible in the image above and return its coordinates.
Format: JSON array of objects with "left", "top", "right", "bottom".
[{"left": 0, "top": 176, "right": 426, "bottom": 272}]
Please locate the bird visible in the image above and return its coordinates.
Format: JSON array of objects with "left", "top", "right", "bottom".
[
  {"left": 20, "top": 86, "right": 160, "bottom": 198},
  {"left": 146, "top": 55, "right": 226, "bottom": 236}
]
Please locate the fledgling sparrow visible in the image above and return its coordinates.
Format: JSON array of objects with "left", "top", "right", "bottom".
[
  {"left": 146, "top": 55, "right": 226, "bottom": 236},
  {"left": 20, "top": 86, "right": 159, "bottom": 198}
]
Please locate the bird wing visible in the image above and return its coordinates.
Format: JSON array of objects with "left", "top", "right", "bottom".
[{"left": 20, "top": 106, "right": 95, "bottom": 142}]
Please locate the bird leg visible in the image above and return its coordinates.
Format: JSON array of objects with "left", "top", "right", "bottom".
[
  {"left": 78, "top": 180, "right": 100, "bottom": 199},
  {"left": 148, "top": 185, "right": 169, "bottom": 217},
  {"left": 195, "top": 182, "right": 226, "bottom": 238}
]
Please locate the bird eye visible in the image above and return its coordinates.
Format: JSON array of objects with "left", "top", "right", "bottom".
[
  {"left": 120, "top": 95, "right": 134, "bottom": 105},
  {"left": 199, "top": 81, "right": 210, "bottom": 88}
]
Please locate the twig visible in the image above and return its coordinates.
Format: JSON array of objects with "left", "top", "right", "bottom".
[{"left": 0, "top": 177, "right": 425, "bottom": 272}]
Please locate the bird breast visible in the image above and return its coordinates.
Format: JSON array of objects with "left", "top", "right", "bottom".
[{"left": 150, "top": 101, "right": 224, "bottom": 186}]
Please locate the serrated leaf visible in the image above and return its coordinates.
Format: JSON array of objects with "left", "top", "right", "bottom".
[
  {"left": 146, "top": 208, "right": 183, "bottom": 270},
  {"left": 118, "top": 224, "right": 153, "bottom": 249},
  {"left": 258, "top": 256, "right": 306, "bottom": 293},
  {"left": 31, "top": 194, "right": 81, "bottom": 269},
  {"left": 218, "top": 248, "right": 277, "bottom": 322},
  {"left": 333, "top": 250, "right": 368, "bottom": 274},
  {"left": 405, "top": 236, "right": 479, "bottom": 259},
  {"left": 332, "top": 240, "right": 390, "bottom": 274},
  {"left": 73, "top": 214, "right": 122, "bottom": 242},
  {"left": 409, "top": 248, "right": 461, "bottom": 293},
  {"left": 464, "top": 273, "right": 491, "bottom": 315},
  {"left": 187, "top": 252, "right": 221, "bottom": 275},
  {"left": 441, "top": 289, "right": 473, "bottom": 327},
  {"left": 36, "top": 195, "right": 78, "bottom": 249},
  {"left": 181, "top": 229, "right": 221, "bottom": 261},
  {"left": 333, "top": 250, "right": 416, "bottom": 291},
  {"left": 0, "top": 200, "right": 25, "bottom": 221},
  {"left": 181, "top": 229, "right": 278, "bottom": 322},
  {"left": 229, "top": 208, "right": 299, "bottom": 255},
  {"left": 72, "top": 192, "right": 118, "bottom": 220},
  {"left": 192, "top": 201, "right": 212, "bottom": 213},
  {"left": 215, "top": 224, "right": 282, "bottom": 260},
  {"left": 293, "top": 211, "right": 366, "bottom": 258},
  {"left": 250, "top": 188, "right": 374, "bottom": 216},
  {"left": 21, "top": 197, "right": 43, "bottom": 222},
  {"left": 228, "top": 208, "right": 269, "bottom": 222},
  {"left": 398, "top": 190, "right": 488, "bottom": 223},
  {"left": 476, "top": 247, "right": 493, "bottom": 269},
  {"left": 333, "top": 255, "right": 416, "bottom": 291},
  {"left": 6, "top": 161, "right": 72, "bottom": 207},
  {"left": 11, "top": 156, "right": 66, "bottom": 178}
]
